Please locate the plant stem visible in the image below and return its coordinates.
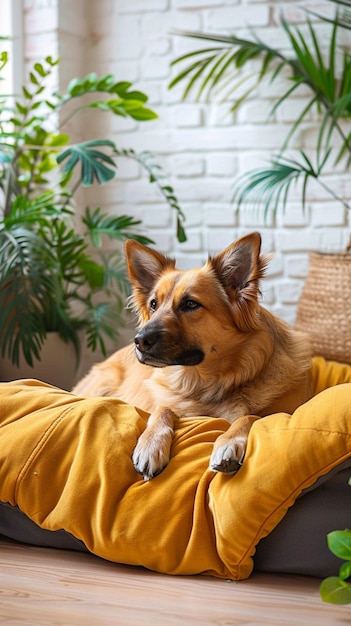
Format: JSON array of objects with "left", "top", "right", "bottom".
[
  {"left": 59, "top": 105, "right": 88, "bottom": 129},
  {"left": 316, "top": 175, "right": 351, "bottom": 211}
]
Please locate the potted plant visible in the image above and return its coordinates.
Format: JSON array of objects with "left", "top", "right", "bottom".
[
  {"left": 169, "top": 0, "right": 351, "bottom": 363},
  {"left": 0, "top": 53, "right": 186, "bottom": 388}
]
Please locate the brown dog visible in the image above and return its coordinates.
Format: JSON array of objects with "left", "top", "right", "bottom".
[{"left": 72, "top": 232, "right": 311, "bottom": 480}]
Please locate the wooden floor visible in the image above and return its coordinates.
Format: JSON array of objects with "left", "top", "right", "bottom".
[{"left": 0, "top": 540, "right": 349, "bottom": 626}]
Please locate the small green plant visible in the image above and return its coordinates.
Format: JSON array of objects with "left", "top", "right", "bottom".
[
  {"left": 320, "top": 529, "right": 351, "bottom": 604},
  {"left": 0, "top": 53, "right": 185, "bottom": 367}
]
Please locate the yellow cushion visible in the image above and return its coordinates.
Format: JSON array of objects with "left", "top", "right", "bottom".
[{"left": 1, "top": 356, "right": 351, "bottom": 580}]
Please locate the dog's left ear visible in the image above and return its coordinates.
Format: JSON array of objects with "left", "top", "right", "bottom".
[{"left": 209, "top": 232, "right": 267, "bottom": 329}]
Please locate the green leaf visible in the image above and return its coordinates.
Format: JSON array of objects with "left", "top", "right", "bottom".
[
  {"left": 48, "top": 133, "right": 70, "bottom": 147},
  {"left": 327, "top": 530, "right": 351, "bottom": 561},
  {"left": 79, "top": 258, "right": 105, "bottom": 290},
  {"left": 22, "top": 85, "right": 32, "bottom": 99},
  {"left": 34, "top": 62, "right": 47, "bottom": 77},
  {"left": 177, "top": 219, "right": 187, "bottom": 243},
  {"left": 339, "top": 561, "right": 351, "bottom": 581},
  {"left": 128, "top": 106, "right": 158, "bottom": 121},
  {"left": 66, "top": 77, "right": 88, "bottom": 97},
  {"left": 320, "top": 577, "right": 351, "bottom": 604},
  {"left": 87, "top": 98, "right": 158, "bottom": 121},
  {"left": 45, "top": 99, "right": 57, "bottom": 110},
  {"left": 109, "top": 80, "right": 132, "bottom": 94},
  {"left": 110, "top": 82, "right": 148, "bottom": 102},
  {"left": 45, "top": 56, "right": 59, "bottom": 66},
  {"left": 15, "top": 102, "right": 28, "bottom": 115},
  {"left": 96, "top": 74, "right": 115, "bottom": 91},
  {"left": 30, "top": 101, "right": 42, "bottom": 111},
  {"left": 30, "top": 71, "right": 39, "bottom": 86},
  {"left": 0, "top": 50, "right": 8, "bottom": 72},
  {"left": 56, "top": 140, "right": 117, "bottom": 186}
]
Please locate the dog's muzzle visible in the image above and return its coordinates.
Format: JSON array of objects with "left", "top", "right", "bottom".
[{"left": 134, "top": 328, "right": 204, "bottom": 367}]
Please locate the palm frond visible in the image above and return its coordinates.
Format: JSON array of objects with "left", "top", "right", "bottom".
[
  {"left": 82, "top": 207, "right": 153, "bottom": 248},
  {"left": 170, "top": 30, "right": 287, "bottom": 107},
  {"left": 233, "top": 150, "right": 350, "bottom": 217},
  {"left": 232, "top": 153, "right": 320, "bottom": 217}
]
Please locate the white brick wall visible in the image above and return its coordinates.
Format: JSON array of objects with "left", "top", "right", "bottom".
[{"left": 21, "top": 0, "right": 350, "bottom": 357}]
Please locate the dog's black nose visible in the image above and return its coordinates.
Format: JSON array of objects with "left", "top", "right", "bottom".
[{"left": 134, "top": 329, "right": 159, "bottom": 352}]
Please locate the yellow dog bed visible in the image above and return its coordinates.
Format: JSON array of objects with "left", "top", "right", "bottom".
[{"left": 1, "top": 356, "right": 351, "bottom": 580}]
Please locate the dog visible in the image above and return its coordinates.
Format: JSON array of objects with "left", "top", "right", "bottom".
[{"left": 72, "top": 231, "right": 312, "bottom": 480}]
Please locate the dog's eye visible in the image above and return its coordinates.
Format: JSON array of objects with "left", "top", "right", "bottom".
[
  {"left": 184, "top": 299, "right": 201, "bottom": 311},
  {"left": 149, "top": 298, "right": 157, "bottom": 312}
]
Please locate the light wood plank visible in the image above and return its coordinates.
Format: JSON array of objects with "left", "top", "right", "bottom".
[{"left": 0, "top": 540, "right": 349, "bottom": 625}]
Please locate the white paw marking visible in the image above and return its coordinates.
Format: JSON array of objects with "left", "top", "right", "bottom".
[
  {"left": 132, "top": 426, "right": 173, "bottom": 481},
  {"left": 210, "top": 436, "right": 247, "bottom": 474}
]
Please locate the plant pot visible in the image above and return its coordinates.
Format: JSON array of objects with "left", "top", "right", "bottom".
[
  {"left": 295, "top": 251, "right": 351, "bottom": 364},
  {"left": 0, "top": 332, "right": 78, "bottom": 391}
]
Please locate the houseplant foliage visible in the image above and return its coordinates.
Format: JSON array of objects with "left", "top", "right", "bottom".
[
  {"left": 0, "top": 53, "right": 185, "bottom": 368},
  {"left": 320, "top": 527, "right": 351, "bottom": 604},
  {"left": 169, "top": 0, "right": 351, "bottom": 220}
]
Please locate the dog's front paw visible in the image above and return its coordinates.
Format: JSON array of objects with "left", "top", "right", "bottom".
[
  {"left": 209, "top": 435, "right": 247, "bottom": 474},
  {"left": 132, "top": 426, "right": 173, "bottom": 481}
]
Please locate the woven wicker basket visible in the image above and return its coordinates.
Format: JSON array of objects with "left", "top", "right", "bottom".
[{"left": 295, "top": 251, "right": 351, "bottom": 364}]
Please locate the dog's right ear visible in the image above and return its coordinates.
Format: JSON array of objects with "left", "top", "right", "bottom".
[
  {"left": 125, "top": 240, "right": 176, "bottom": 296},
  {"left": 209, "top": 231, "right": 268, "bottom": 331}
]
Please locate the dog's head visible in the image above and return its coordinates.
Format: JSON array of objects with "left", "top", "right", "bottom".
[{"left": 125, "top": 232, "right": 268, "bottom": 368}]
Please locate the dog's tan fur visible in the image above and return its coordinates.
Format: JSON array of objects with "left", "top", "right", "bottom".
[{"left": 73, "top": 232, "right": 311, "bottom": 479}]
